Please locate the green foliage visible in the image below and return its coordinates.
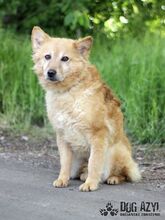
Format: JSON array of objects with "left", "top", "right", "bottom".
[
  {"left": 0, "top": 30, "right": 45, "bottom": 127},
  {"left": 0, "top": 0, "right": 164, "bottom": 37},
  {"left": 0, "top": 29, "right": 165, "bottom": 144},
  {"left": 91, "top": 34, "right": 165, "bottom": 144}
]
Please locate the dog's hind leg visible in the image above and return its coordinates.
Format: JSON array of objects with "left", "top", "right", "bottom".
[
  {"left": 70, "top": 154, "right": 85, "bottom": 179},
  {"left": 80, "top": 164, "right": 88, "bottom": 182},
  {"left": 106, "top": 142, "right": 141, "bottom": 185}
]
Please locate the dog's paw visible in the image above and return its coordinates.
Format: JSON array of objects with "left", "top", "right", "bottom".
[
  {"left": 107, "top": 176, "right": 119, "bottom": 185},
  {"left": 100, "top": 208, "right": 108, "bottom": 216},
  {"left": 106, "top": 202, "right": 113, "bottom": 211},
  {"left": 53, "top": 178, "right": 69, "bottom": 188},
  {"left": 79, "top": 181, "right": 98, "bottom": 192},
  {"left": 107, "top": 176, "right": 123, "bottom": 185}
]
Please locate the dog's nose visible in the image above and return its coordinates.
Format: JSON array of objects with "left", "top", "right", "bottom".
[{"left": 47, "top": 69, "right": 57, "bottom": 81}]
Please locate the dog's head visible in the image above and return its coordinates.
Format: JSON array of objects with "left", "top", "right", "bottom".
[{"left": 31, "top": 26, "right": 93, "bottom": 91}]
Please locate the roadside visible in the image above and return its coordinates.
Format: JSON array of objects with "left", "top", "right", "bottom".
[
  {"left": 0, "top": 128, "right": 165, "bottom": 219},
  {"left": 0, "top": 157, "right": 165, "bottom": 220},
  {"left": 0, "top": 128, "right": 165, "bottom": 190}
]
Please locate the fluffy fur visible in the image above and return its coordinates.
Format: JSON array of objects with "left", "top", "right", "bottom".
[{"left": 31, "top": 26, "right": 141, "bottom": 191}]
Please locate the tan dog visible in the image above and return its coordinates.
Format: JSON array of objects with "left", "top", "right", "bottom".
[{"left": 31, "top": 26, "right": 141, "bottom": 191}]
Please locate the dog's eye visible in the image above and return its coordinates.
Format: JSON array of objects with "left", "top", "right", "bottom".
[
  {"left": 61, "top": 56, "right": 69, "bottom": 62},
  {"left": 45, "top": 54, "right": 51, "bottom": 60}
]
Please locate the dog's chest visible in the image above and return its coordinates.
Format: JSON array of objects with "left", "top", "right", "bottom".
[{"left": 46, "top": 91, "right": 89, "bottom": 148}]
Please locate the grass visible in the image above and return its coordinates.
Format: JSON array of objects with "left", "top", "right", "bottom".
[
  {"left": 0, "top": 30, "right": 45, "bottom": 128},
  {"left": 0, "top": 29, "right": 165, "bottom": 145}
]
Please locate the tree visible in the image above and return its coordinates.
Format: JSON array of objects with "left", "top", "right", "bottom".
[{"left": 0, "top": 0, "right": 164, "bottom": 37}]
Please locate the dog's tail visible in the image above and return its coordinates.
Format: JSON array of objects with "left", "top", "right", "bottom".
[{"left": 126, "top": 160, "right": 141, "bottom": 182}]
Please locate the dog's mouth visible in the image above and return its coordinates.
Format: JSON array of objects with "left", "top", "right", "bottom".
[
  {"left": 47, "top": 77, "right": 58, "bottom": 82},
  {"left": 46, "top": 75, "right": 61, "bottom": 82}
]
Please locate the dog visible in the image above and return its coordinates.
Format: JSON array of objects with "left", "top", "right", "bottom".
[{"left": 31, "top": 26, "right": 141, "bottom": 191}]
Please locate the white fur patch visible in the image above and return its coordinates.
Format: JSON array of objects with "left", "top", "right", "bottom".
[
  {"left": 101, "top": 145, "right": 113, "bottom": 182},
  {"left": 70, "top": 155, "right": 85, "bottom": 178},
  {"left": 46, "top": 91, "right": 88, "bottom": 149},
  {"left": 106, "top": 118, "right": 115, "bottom": 136},
  {"left": 128, "top": 163, "right": 141, "bottom": 182}
]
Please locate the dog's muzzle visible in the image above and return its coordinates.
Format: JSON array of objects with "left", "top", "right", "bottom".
[{"left": 47, "top": 69, "right": 58, "bottom": 81}]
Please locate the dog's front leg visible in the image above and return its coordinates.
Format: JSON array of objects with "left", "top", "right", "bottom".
[
  {"left": 53, "top": 133, "right": 72, "bottom": 188},
  {"left": 79, "top": 129, "right": 107, "bottom": 192}
]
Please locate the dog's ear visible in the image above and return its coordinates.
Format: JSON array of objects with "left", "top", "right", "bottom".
[
  {"left": 31, "top": 26, "right": 50, "bottom": 51},
  {"left": 75, "top": 36, "right": 93, "bottom": 58}
]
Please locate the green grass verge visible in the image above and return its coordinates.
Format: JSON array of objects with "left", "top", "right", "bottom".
[{"left": 0, "top": 29, "right": 165, "bottom": 144}]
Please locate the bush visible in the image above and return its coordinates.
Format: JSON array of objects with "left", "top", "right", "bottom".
[{"left": 0, "top": 0, "right": 164, "bottom": 37}]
